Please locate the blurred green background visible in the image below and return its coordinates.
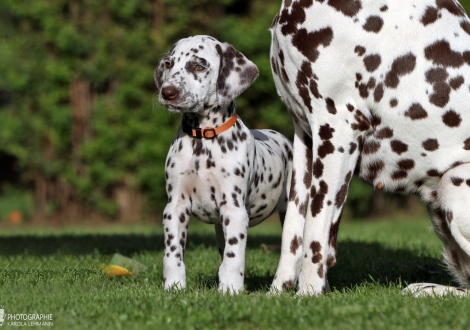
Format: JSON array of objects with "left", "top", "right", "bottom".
[{"left": 0, "top": 0, "right": 468, "bottom": 224}]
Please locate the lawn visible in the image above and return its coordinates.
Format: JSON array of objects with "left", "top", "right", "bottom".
[{"left": 1, "top": 216, "right": 469, "bottom": 330}]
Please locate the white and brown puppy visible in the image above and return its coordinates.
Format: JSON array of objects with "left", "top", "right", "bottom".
[{"left": 155, "top": 35, "right": 293, "bottom": 293}]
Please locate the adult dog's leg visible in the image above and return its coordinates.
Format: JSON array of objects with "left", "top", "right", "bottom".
[
  {"left": 271, "top": 123, "right": 311, "bottom": 292},
  {"left": 403, "top": 165, "right": 470, "bottom": 297},
  {"left": 435, "top": 163, "right": 470, "bottom": 288},
  {"left": 297, "top": 107, "right": 366, "bottom": 296}
]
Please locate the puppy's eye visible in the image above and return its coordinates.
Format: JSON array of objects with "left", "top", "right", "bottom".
[
  {"left": 194, "top": 65, "right": 205, "bottom": 72},
  {"left": 164, "top": 61, "right": 171, "bottom": 69}
]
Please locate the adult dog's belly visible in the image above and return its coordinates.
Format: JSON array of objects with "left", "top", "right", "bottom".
[{"left": 358, "top": 110, "right": 470, "bottom": 201}]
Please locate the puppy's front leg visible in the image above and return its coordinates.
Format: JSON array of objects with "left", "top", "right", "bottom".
[
  {"left": 218, "top": 204, "right": 249, "bottom": 294},
  {"left": 162, "top": 200, "right": 191, "bottom": 290}
]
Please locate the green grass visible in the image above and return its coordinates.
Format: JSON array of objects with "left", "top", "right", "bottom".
[{"left": 1, "top": 217, "right": 469, "bottom": 330}]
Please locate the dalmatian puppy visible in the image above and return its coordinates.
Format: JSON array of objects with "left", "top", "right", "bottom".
[
  {"left": 155, "top": 35, "right": 293, "bottom": 294},
  {"left": 270, "top": 0, "right": 470, "bottom": 296}
]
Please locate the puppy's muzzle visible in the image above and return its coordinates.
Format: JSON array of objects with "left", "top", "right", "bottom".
[{"left": 161, "top": 85, "right": 179, "bottom": 101}]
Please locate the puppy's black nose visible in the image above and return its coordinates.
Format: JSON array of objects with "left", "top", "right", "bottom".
[{"left": 161, "top": 86, "right": 179, "bottom": 101}]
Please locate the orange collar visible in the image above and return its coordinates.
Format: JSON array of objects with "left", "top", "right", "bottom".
[{"left": 182, "top": 113, "right": 237, "bottom": 139}]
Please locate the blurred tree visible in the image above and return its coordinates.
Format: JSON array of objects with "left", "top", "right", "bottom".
[
  {"left": 0, "top": 0, "right": 177, "bottom": 220},
  {"left": 1, "top": 0, "right": 467, "bottom": 222}
]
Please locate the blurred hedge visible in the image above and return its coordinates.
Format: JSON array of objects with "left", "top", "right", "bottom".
[
  {"left": 0, "top": 0, "right": 288, "bottom": 221},
  {"left": 0, "top": 0, "right": 468, "bottom": 221}
]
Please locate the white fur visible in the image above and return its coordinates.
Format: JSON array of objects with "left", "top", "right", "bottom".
[
  {"left": 270, "top": 0, "right": 470, "bottom": 295},
  {"left": 156, "top": 36, "right": 293, "bottom": 293}
]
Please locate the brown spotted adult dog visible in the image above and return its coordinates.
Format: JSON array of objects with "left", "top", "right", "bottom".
[
  {"left": 270, "top": 0, "right": 470, "bottom": 295},
  {"left": 155, "top": 35, "right": 293, "bottom": 294}
]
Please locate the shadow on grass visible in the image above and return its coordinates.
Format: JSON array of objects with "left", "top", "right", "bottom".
[
  {"left": 329, "top": 240, "right": 456, "bottom": 291},
  {"left": 0, "top": 232, "right": 282, "bottom": 256},
  {"left": 242, "top": 240, "right": 454, "bottom": 293},
  {"left": 0, "top": 232, "right": 455, "bottom": 291},
  {"left": 194, "top": 273, "right": 276, "bottom": 293}
]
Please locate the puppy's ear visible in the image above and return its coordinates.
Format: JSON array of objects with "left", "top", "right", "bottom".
[
  {"left": 154, "top": 59, "right": 166, "bottom": 90},
  {"left": 215, "top": 43, "right": 259, "bottom": 106},
  {"left": 155, "top": 44, "right": 177, "bottom": 90}
]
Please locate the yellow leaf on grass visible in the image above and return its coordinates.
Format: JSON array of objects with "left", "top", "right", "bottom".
[{"left": 102, "top": 264, "right": 133, "bottom": 277}]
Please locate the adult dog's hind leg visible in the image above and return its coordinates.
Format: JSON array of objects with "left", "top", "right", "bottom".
[
  {"left": 403, "top": 164, "right": 470, "bottom": 297},
  {"left": 436, "top": 163, "right": 470, "bottom": 289}
]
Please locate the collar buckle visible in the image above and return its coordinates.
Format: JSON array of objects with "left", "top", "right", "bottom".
[
  {"left": 191, "top": 127, "right": 216, "bottom": 139},
  {"left": 182, "top": 112, "right": 237, "bottom": 140},
  {"left": 202, "top": 127, "right": 216, "bottom": 139}
]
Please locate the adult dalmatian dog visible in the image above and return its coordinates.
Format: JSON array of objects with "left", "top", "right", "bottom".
[
  {"left": 155, "top": 36, "right": 293, "bottom": 293},
  {"left": 270, "top": 0, "right": 470, "bottom": 296}
]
